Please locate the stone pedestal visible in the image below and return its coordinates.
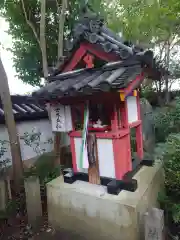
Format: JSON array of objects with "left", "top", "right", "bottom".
[{"left": 47, "top": 161, "right": 164, "bottom": 240}]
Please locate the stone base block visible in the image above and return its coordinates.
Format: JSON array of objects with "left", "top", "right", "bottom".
[{"left": 47, "top": 161, "right": 164, "bottom": 240}]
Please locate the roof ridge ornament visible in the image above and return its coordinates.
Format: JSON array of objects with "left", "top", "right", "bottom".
[
  {"left": 81, "top": 0, "right": 92, "bottom": 14},
  {"left": 75, "top": 0, "right": 104, "bottom": 34}
]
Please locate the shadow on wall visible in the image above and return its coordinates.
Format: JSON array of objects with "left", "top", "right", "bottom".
[{"left": 140, "top": 98, "right": 155, "bottom": 153}]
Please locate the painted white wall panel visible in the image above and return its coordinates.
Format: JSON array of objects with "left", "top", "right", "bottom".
[
  {"left": 74, "top": 138, "right": 115, "bottom": 177},
  {"left": 127, "top": 96, "right": 138, "bottom": 123},
  {"left": 97, "top": 139, "right": 115, "bottom": 178},
  {"left": 74, "top": 137, "right": 88, "bottom": 173}
]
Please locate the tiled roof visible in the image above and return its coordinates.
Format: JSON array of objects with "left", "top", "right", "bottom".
[
  {"left": 34, "top": 9, "right": 168, "bottom": 102},
  {"left": 52, "top": 10, "right": 168, "bottom": 75},
  {"left": 33, "top": 61, "right": 142, "bottom": 101},
  {"left": 0, "top": 95, "right": 48, "bottom": 124},
  {"left": 69, "top": 16, "right": 134, "bottom": 58}
]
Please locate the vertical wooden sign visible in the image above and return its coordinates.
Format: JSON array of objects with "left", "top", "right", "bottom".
[
  {"left": 87, "top": 134, "right": 100, "bottom": 185},
  {"left": 50, "top": 104, "right": 73, "bottom": 132}
]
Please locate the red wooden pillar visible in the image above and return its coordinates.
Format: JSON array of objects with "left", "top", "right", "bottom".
[
  {"left": 136, "top": 91, "right": 144, "bottom": 160},
  {"left": 112, "top": 101, "right": 132, "bottom": 180},
  {"left": 111, "top": 103, "right": 119, "bottom": 131},
  {"left": 120, "top": 101, "right": 128, "bottom": 128},
  {"left": 120, "top": 100, "right": 132, "bottom": 173},
  {"left": 111, "top": 102, "right": 122, "bottom": 179},
  {"left": 124, "top": 100, "right": 132, "bottom": 172},
  {"left": 69, "top": 106, "right": 78, "bottom": 172}
]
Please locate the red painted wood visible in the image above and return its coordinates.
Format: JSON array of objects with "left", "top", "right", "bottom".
[
  {"left": 69, "top": 136, "right": 78, "bottom": 172},
  {"left": 112, "top": 100, "right": 132, "bottom": 179},
  {"left": 124, "top": 72, "right": 144, "bottom": 98},
  {"left": 120, "top": 101, "right": 129, "bottom": 128},
  {"left": 69, "top": 129, "right": 129, "bottom": 139},
  {"left": 83, "top": 54, "right": 94, "bottom": 68},
  {"left": 111, "top": 103, "right": 119, "bottom": 131},
  {"left": 112, "top": 134, "right": 132, "bottom": 180},
  {"left": 82, "top": 42, "right": 119, "bottom": 62},
  {"left": 135, "top": 91, "right": 144, "bottom": 159},
  {"left": 63, "top": 45, "right": 86, "bottom": 72},
  {"left": 126, "top": 132, "right": 132, "bottom": 173},
  {"left": 62, "top": 41, "right": 119, "bottom": 73},
  {"left": 129, "top": 120, "right": 141, "bottom": 128},
  {"left": 68, "top": 106, "right": 78, "bottom": 172},
  {"left": 87, "top": 126, "right": 111, "bottom": 132},
  {"left": 113, "top": 99, "right": 133, "bottom": 179}
]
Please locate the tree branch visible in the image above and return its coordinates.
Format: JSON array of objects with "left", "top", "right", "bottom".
[
  {"left": 158, "top": 41, "right": 166, "bottom": 62},
  {"left": 56, "top": 0, "right": 68, "bottom": 63},
  {"left": 21, "top": 0, "right": 41, "bottom": 48},
  {"left": 40, "top": 0, "right": 49, "bottom": 79},
  {"left": 154, "top": 80, "right": 159, "bottom": 92},
  {"left": 170, "top": 38, "right": 180, "bottom": 51},
  {"left": 55, "top": 0, "right": 60, "bottom": 12}
]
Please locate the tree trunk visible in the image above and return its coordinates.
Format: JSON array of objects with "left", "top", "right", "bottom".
[
  {"left": 165, "top": 41, "right": 170, "bottom": 104},
  {"left": 57, "top": 0, "right": 68, "bottom": 62},
  {"left": 0, "top": 58, "right": 23, "bottom": 191},
  {"left": 40, "top": 0, "right": 49, "bottom": 80},
  {"left": 157, "top": 79, "right": 164, "bottom": 106},
  {"left": 54, "top": 0, "right": 68, "bottom": 167}
]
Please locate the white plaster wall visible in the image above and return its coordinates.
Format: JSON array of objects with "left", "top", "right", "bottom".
[
  {"left": 127, "top": 96, "right": 138, "bottom": 123},
  {"left": 97, "top": 139, "right": 115, "bottom": 178},
  {"left": 0, "top": 119, "right": 70, "bottom": 166}
]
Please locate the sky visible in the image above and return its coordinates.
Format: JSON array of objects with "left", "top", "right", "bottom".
[{"left": 0, "top": 17, "right": 39, "bottom": 95}]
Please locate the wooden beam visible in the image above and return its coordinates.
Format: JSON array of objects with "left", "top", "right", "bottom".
[{"left": 87, "top": 134, "right": 100, "bottom": 185}]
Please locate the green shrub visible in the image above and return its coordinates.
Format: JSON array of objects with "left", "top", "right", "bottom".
[
  {"left": 153, "top": 97, "right": 180, "bottom": 143},
  {"left": 157, "top": 134, "right": 180, "bottom": 223},
  {"left": 162, "top": 134, "right": 180, "bottom": 197},
  {"left": 141, "top": 84, "right": 155, "bottom": 100},
  {"left": 24, "top": 152, "right": 62, "bottom": 185}
]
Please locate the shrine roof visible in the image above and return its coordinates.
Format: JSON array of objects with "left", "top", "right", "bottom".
[
  {"left": 62, "top": 14, "right": 133, "bottom": 65},
  {"left": 52, "top": 10, "right": 168, "bottom": 75},
  {"left": 33, "top": 8, "right": 169, "bottom": 102},
  {"left": 33, "top": 60, "right": 144, "bottom": 101}
]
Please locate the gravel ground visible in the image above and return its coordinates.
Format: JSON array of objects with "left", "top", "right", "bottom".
[{"left": 0, "top": 215, "right": 86, "bottom": 240}]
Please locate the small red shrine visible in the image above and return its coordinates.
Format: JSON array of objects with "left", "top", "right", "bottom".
[{"left": 34, "top": 9, "right": 167, "bottom": 195}]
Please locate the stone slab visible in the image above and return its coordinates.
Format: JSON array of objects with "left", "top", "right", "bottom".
[
  {"left": 24, "top": 176, "right": 42, "bottom": 229},
  {"left": 47, "top": 161, "right": 164, "bottom": 240}
]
